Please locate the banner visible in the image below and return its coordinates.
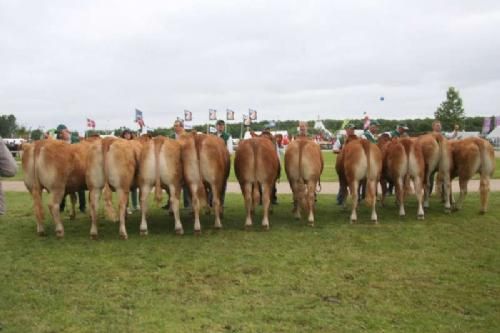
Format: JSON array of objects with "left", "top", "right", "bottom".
[
  {"left": 226, "top": 109, "right": 235, "bottom": 121},
  {"left": 184, "top": 110, "right": 192, "bottom": 121},
  {"left": 243, "top": 114, "right": 251, "bottom": 126},
  {"left": 209, "top": 109, "right": 217, "bottom": 121},
  {"left": 482, "top": 117, "right": 492, "bottom": 134},
  {"left": 249, "top": 109, "right": 257, "bottom": 120},
  {"left": 135, "top": 109, "right": 145, "bottom": 128},
  {"left": 86, "top": 118, "right": 96, "bottom": 128}
]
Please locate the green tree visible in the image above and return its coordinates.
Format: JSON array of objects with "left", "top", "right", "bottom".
[
  {"left": 434, "top": 87, "right": 465, "bottom": 131},
  {"left": 0, "top": 114, "right": 18, "bottom": 138}
]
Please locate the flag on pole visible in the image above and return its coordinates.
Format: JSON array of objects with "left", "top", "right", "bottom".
[
  {"left": 363, "top": 112, "right": 370, "bottom": 130},
  {"left": 86, "top": 118, "right": 96, "bottom": 128},
  {"left": 226, "top": 109, "right": 235, "bottom": 121},
  {"left": 135, "top": 109, "right": 145, "bottom": 128},
  {"left": 249, "top": 109, "right": 257, "bottom": 120},
  {"left": 243, "top": 114, "right": 251, "bottom": 126},
  {"left": 482, "top": 117, "right": 492, "bottom": 134},
  {"left": 184, "top": 110, "right": 192, "bottom": 121},
  {"left": 209, "top": 109, "right": 217, "bottom": 120}
]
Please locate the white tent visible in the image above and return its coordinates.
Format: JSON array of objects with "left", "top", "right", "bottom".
[
  {"left": 486, "top": 126, "right": 500, "bottom": 139},
  {"left": 313, "top": 120, "right": 333, "bottom": 139}
]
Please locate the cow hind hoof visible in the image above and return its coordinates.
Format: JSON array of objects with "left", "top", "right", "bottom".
[
  {"left": 372, "top": 219, "right": 378, "bottom": 224},
  {"left": 417, "top": 214, "right": 425, "bottom": 220},
  {"left": 140, "top": 230, "right": 148, "bottom": 236},
  {"left": 175, "top": 228, "right": 184, "bottom": 236},
  {"left": 194, "top": 229, "right": 201, "bottom": 236},
  {"left": 119, "top": 234, "right": 128, "bottom": 240},
  {"left": 479, "top": 210, "right": 486, "bottom": 215},
  {"left": 350, "top": 219, "right": 356, "bottom": 224},
  {"left": 261, "top": 225, "right": 270, "bottom": 231},
  {"left": 213, "top": 225, "right": 222, "bottom": 231},
  {"left": 90, "top": 234, "right": 98, "bottom": 240}
]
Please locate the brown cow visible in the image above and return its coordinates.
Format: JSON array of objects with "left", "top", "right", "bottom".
[
  {"left": 337, "top": 135, "right": 382, "bottom": 223},
  {"left": 284, "top": 137, "right": 324, "bottom": 226},
  {"left": 138, "top": 136, "right": 183, "bottom": 235},
  {"left": 86, "top": 137, "right": 144, "bottom": 239},
  {"left": 377, "top": 134, "right": 425, "bottom": 219},
  {"left": 234, "top": 137, "right": 280, "bottom": 230},
  {"left": 22, "top": 138, "right": 97, "bottom": 237},
  {"left": 447, "top": 137, "right": 495, "bottom": 213},
  {"left": 178, "top": 133, "right": 230, "bottom": 234},
  {"left": 416, "top": 133, "right": 451, "bottom": 211}
]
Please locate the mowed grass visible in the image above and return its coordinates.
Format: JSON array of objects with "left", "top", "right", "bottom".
[{"left": 0, "top": 192, "right": 499, "bottom": 332}]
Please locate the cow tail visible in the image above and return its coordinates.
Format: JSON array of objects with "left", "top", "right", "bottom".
[
  {"left": 32, "top": 142, "right": 44, "bottom": 221},
  {"left": 101, "top": 139, "right": 115, "bottom": 222},
  {"left": 361, "top": 140, "right": 375, "bottom": 207},
  {"left": 251, "top": 139, "right": 260, "bottom": 206},
  {"left": 154, "top": 138, "right": 163, "bottom": 204}
]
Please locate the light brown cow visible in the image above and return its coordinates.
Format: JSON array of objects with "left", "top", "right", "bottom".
[
  {"left": 284, "top": 137, "right": 324, "bottom": 226},
  {"left": 86, "top": 137, "right": 144, "bottom": 239},
  {"left": 447, "top": 137, "right": 495, "bottom": 213},
  {"left": 234, "top": 137, "right": 280, "bottom": 230},
  {"left": 336, "top": 135, "right": 382, "bottom": 223},
  {"left": 22, "top": 138, "right": 97, "bottom": 237},
  {"left": 377, "top": 134, "right": 425, "bottom": 219},
  {"left": 416, "top": 133, "right": 451, "bottom": 211},
  {"left": 178, "top": 133, "right": 230, "bottom": 234},
  {"left": 138, "top": 136, "right": 183, "bottom": 235}
]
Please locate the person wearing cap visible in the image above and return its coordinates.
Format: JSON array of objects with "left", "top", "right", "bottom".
[
  {"left": 362, "top": 120, "right": 380, "bottom": 143},
  {"left": 332, "top": 123, "right": 356, "bottom": 154},
  {"left": 391, "top": 124, "right": 409, "bottom": 138},
  {"left": 121, "top": 129, "right": 138, "bottom": 214},
  {"left": 215, "top": 120, "right": 233, "bottom": 155},
  {"left": 56, "top": 124, "right": 86, "bottom": 214}
]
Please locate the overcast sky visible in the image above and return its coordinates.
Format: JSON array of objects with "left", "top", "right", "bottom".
[{"left": 1, "top": 0, "right": 500, "bottom": 134}]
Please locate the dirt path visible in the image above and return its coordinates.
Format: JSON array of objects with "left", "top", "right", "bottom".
[{"left": 5, "top": 179, "right": 500, "bottom": 194}]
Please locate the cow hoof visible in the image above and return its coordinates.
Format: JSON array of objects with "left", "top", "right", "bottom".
[
  {"left": 350, "top": 219, "right": 356, "bottom": 224},
  {"left": 37, "top": 231, "right": 46, "bottom": 237},
  {"left": 55, "top": 230, "right": 64, "bottom": 238},
  {"left": 399, "top": 214, "right": 406, "bottom": 218},
  {"left": 372, "top": 219, "right": 378, "bottom": 224},
  {"left": 194, "top": 229, "right": 201, "bottom": 236},
  {"left": 261, "top": 225, "right": 270, "bottom": 231},
  {"left": 90, "top": 234, "right": 98, "bottom": 240},
  {"left": 479, "top": 210, "right": 486, "bottom": 215},
  {"left": 244, "top": 225, "right": 252, "bottom": 231},
  {"left": 213, "top": 225, "right": 223, "bottom": 230},
  {"left": 175, "top": 228, "right": 184, "bottom": 235},
  {"left": 444, "top": 208, "right": 451, "bottom": 214},
  {"left": 119, "top": 234, "right": 128, "bottom": 240},
  {"left": 307, "top": 221, "right": 315, "bottom": 227},
  {"left": 417, "top": 214, "right": 425, "bottom": 220},
  {"left": 140, "top": 230, "right": 148, "bottom": 236}
]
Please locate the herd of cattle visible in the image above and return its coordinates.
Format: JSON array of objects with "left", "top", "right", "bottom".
[{"left": 21, "top": 132, "right": 496, "bottom": 238}]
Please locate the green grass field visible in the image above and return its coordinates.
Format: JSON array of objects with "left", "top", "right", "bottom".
[
  {"left": 6, "top": 154, "right": 500, "bottom": 183},
  {"left": 0, "top": 192, "right": 499, "bottom": 332}
]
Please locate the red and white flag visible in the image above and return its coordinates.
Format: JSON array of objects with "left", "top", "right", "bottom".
[
  {"left": 86, "top": 118, "right": 96, "bottom": 128},
  {"left": 135, "top": 109, "right": 145, "bottom": 128},
  {"left": 249, "top": 109, "right": 257, "bottom": 120},
  {"left": 209, "top": 109, "right": 217, "bottom": 120}
]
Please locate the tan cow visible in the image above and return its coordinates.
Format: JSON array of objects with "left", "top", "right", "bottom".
[
  {"left": 447, "top": 137, "right": 495, "bottom": 213},
  {"left": 22, "top": 138, "right": 98, "bottom": 237},
  {"left": 284, "top": 137, "right": 324, "bottom": 226},
  {"left": 377, "top": 134, "right": 425, "bottom": 219},
  {"left": 234, "top": 137, "right": 280, "bottom": 230},
  {"left": 178, "top": 133, "right": 230, "bottom": 234},
  {"left": 416, "top": 133, "right": 451, "bottom": 211},
  {"left": 138, "top": 136, "right": 183, "bottom": 235},
  {"left": 86, "top": 137, "right": 145, "bottom": 239},
  {"left": 337, "top": 135, "right": 382, "bottom": 223}
]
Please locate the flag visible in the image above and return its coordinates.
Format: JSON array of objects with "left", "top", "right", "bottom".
[
  {"left": 226, "top": 109, "right": 235, "bottom": 121},
  {"left": 86, "top": 118, "right": 96, "bottom": 128},
  {"left": 249, "top": 109, "right": 257, "bottom": 120},
  {"left": 135, "top": 109, "right": 145, "bottom": 128},
  {"left": 209, "top": 109, "right": 217, "bottom": 120},
  {"left": 363, "top": 112, "right": 370, "bottom": 130},
  {"left": 482, "top": 117, "right": 492, "bottom": 134},
  {"left": 184, "top": 110, "right": 192, "bottom": 121}
]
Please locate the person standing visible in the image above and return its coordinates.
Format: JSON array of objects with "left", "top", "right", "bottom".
[
  {"left": 390, "top": 124, "right": 409, "bottom": 138},
  {"left": 56, "top": 124, "right": 86, "bottom": 214},
  {"left": 0, "top": 139, "right": 18, "bottom": 215},
  {"left": 333, "top": 123, "right": 356, "bottom": 204},
  {"left": 362, "top": 119, "right": 380, "bottom": 143},
  {"left": 298, "top": 121, "right": 308, "bottom": 137},
  {"left": 211, "top": 120, "right": 233, "bottom": 206}
]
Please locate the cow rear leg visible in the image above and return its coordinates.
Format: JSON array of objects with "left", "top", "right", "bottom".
[
  {"left": 139, "top": 185, "right": 151, "bottom": 236},
  {"left": 396, "top": 177, "right": 405, "bottom": 217},
  {"left": 423, "top": 172, "right": 430, "bottom": 208},
  {"left": 190, "top": 183, "right": 202, "bottom": 235},
  {"left": 48, "top": 189, "right": 66, "bottom": 238},
  {"left": 89, "top": 188, "right": 101, "bottom": 239},
  {"left": 168, "top": 184, "right": 183, "bottom": 235},
  {"left": 479, "top": 176, "right": 490, "bottom": 214},
  {"left": 413, "top": 177, "right": 425, "bottom": 220},
  {"left": 368, "top": 179, "right": 378, "bottom": 223},
  {"left": 291, "top": 180, "right": 302, "bottom": 219},
  {"left": 261, "top": 183, "right": 271, "bottom": 231}
]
